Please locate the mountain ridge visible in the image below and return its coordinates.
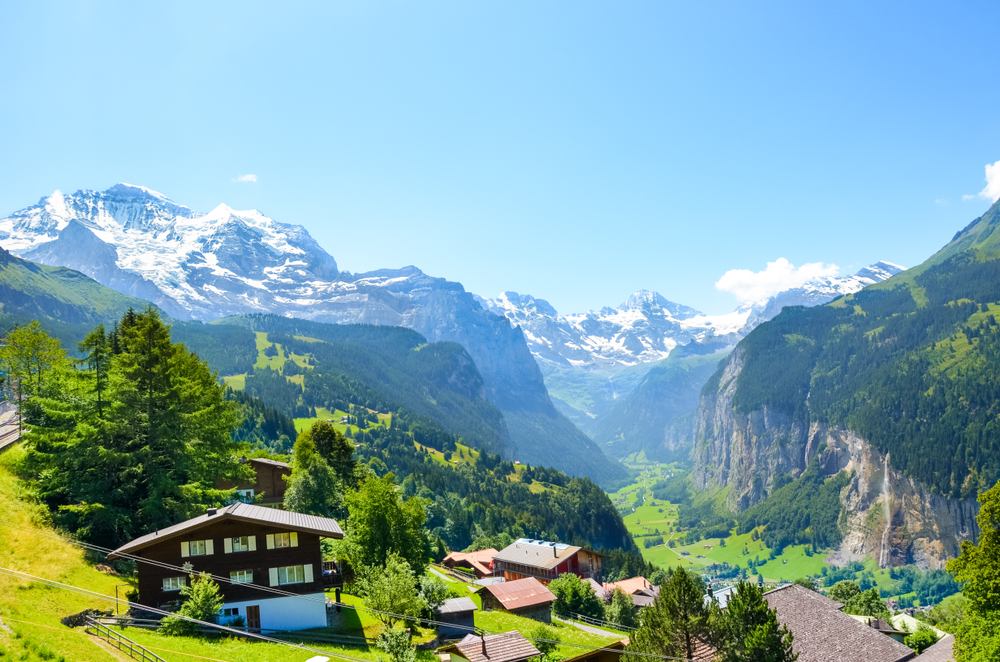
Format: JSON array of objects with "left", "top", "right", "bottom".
[{"left": 0, "top": 184, "right": 625, "bottom": 485}]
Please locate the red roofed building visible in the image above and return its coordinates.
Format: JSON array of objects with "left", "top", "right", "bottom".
[
  {"left": 443, "top": 548, "right": 497, "bottom": 579},
  {"left": 477, "top": 577, "right": 556, "bottom": 623}
]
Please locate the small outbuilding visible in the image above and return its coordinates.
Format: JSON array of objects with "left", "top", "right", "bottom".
[
  {"left": 477, "top": 577, "right": 556, "bottom": 623},
  {"left": 437, "top": 597, "right": 478, "bottom": 638}
]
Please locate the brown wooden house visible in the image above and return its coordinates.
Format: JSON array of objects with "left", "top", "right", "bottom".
[
  {"left": 442, "top": 548, "right": 497, "bottom": 579},
  {"left": 215, "top": 457, "right": 290, "bottom": 508},
  {"left": 108, "top": 502, "right": 343, "bottom": 631},
  {"left": 491, "top": 539, "right": 603, "bottom": 584}
]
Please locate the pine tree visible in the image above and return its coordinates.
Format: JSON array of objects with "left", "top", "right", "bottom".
[
  {"left": 627, "top": 568, "right": 711, "bottom": 661},
  {"left": 717, "top": 581, "right": 796, "bottom": 662}
]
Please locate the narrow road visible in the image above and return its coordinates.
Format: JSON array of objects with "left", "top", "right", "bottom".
[
  {"left": 428, "top": 567, "right": 458, "bottom": 583},
  {"left": 553, "top": 616, "right": 624, "bottom": 638}
]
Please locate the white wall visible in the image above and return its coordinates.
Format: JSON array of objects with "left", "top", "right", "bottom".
[{"left": 222, "top": 593, "right": 327, "bottom": 631}]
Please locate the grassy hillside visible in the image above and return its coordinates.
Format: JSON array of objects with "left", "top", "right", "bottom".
[
  {"left": 187, "top": 314, "right": 511, "bottom": 456},
  {"left": 0, "top": 246, "right": 152, "bottom": 327},
  {"left": 714, "top": 196, "right": 1000, "bottom": 496}
]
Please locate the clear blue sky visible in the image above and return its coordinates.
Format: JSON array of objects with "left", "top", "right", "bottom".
[{"left": 1, "top": 1, "right": 998, "bottom": 314}]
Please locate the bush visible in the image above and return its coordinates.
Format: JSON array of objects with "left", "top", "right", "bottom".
[{"left": 548, "top": 573, "right": 604, "bottom": 620}]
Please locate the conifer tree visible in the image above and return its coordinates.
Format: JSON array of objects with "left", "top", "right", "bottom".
[
  {"left": 717, "top": 581, "right": 796, "bottom": 662},
  {"left": 627, "top": 568, "right": 711, "bottom": 661},
  {"left": 284, "top": 428, "right": 344, "bottom": 518}
]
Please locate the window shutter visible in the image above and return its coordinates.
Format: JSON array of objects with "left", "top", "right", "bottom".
[
  {"left": 290, "top": 532, "right": 298, "bottom": 547},
  {"left": 248, "top": 536, "right": 257, "bottom": 552},
  {"left": 206, "top": 539, "right": 214, "bottom": 555},
  {"left": 269, "top": 568, "right": 279, "bottom": 587},
  {"left": 224, "top": 538, "right": 233, "bottom": 554},
  {"left": 181, "top": 542, "right": 190, "bottom": 558},
  {"left": 266, "top": 534, "right": 275, "bottom": 550},
  {"left": 304, "top": 564, "right": 313, "bottom": 584}
]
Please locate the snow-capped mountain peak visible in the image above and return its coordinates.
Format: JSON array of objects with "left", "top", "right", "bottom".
[{"left": 480, "top": 262, "right": 905, "bottom": 371}]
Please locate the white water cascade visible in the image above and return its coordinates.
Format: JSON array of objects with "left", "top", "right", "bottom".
[{"left": 879, "top": 453, "right": 892, "bottom": 568}]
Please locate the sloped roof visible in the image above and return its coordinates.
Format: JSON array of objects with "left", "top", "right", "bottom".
[
  {"left": 250, "top": 457, "right": 289, "bottom": 469},
  {"left": 479, "top": 577, "right": 556, "bottom": 610},
  {"left": 764, "top": 584, "right": 916, "bottom": 662},
  {"left": 560, "top": 639, "right": 628, "bottom": 662},
  {"left": 439, "top": 597, "right": 478, "bottom": 615},
  {"left": 586, "top": 577, "right": 609, "bottom": 600},
  {"left": 108, "top": 502, "right": 344, "bottom": 559},
  {"left": 916, "top": 634, "right": 954, "bottom": 662},
  {"left": 445, "top": 548, "right": 498, "bottom": 575},
  {"left": 493, "top": 539, "right": 583, "bottom": 571},
  {"left": 450, "top": 632, "right": 540, "bottom": 662},
  {"left": 603, "top": 577, "right": 651, "bottom": 595}
]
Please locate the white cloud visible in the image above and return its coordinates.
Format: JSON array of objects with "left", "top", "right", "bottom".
[
  {"left": 715, "top": 258, "right": 841, "bottom": 303},
  {"left": 233, "top": 174, "right": 258, "bottom": 183},
  {"left": 966, "top": 160, "right": 1000, "bottom": 203}
]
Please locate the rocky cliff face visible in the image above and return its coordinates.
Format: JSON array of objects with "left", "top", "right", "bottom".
[{"left": 693, "top": 349, "right": 979, "bottom": 569}]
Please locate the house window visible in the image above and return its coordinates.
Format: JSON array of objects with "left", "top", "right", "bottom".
[
  {"left": 220, "top": 607, "right": 239, "bottom": 617},
  {"left": 163, "top": 576, "right": 185, "bottom": 591},
  {"left": 181, "top": 539, "right": 213, "bottom": 557},
  {"left": 231, "top": 569, "right": 253, "bottom": 584},
  {"left": 266, "top": 532, "right": 298, "bottom": 549},
  {"left": 233, "top": 536, "right": 251, "bottom": 552},
  {"left": 278, "top": 565, "right": 305, "bottom": 585}
]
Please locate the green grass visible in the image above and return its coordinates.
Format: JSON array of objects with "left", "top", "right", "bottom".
[
  {"left": 0, "top": 449, "right": 134, "bottom": 661},
  {"left": 224, "top": 374, "right": 246, "bottom": 390}
]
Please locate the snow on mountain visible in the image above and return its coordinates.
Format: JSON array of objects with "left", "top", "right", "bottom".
[
  {"left": 478, "top": 262, "right": 905, "bottom": 371},
  {"left": 0, "top": 184, "right": 338, "bottom": 319}
]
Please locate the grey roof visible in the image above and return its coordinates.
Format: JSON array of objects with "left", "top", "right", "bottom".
[
  {"left": 438, "top": 597, "right": 478, "bottom": 615},
  {"left": 916, "top": 634, "right": 954, "bottom": 662},
  {"left": 764, "top": 584, "right": 916, "bottom": 662},
  {"left": 492, "top": 539, "right": 584, "bottom": 571},
  {"left": 108, "top": 502, "right": 344, "bottom": 559}
]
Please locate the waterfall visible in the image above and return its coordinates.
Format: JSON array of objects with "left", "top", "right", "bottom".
[{"left": 879, "top": 453, "right": 891, "bottom": 568}]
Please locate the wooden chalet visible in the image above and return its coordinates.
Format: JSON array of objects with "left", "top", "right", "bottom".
[
  {"left": 215, "top": 457, "right": 290, "bottom": 508},
  {"left": 491, "top": 538, "right": 602, "bottom": 584},
  {"left": 108, "top": 502, "right": 343, "bottom": 631},
  {"left": 477, "top": 577, "right": 556, "bottom": 623}
]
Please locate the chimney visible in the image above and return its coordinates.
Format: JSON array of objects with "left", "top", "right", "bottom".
[{"left": 206, "top": 507, "right": 217, "bottom": 516}]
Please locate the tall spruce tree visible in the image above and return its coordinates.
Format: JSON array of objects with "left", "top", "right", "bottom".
[
  {"left": 24, "top": 307, "right": 247, "bottom": 544},
  {"left": 627, "top": 568, "right": 712, "bottom": 661}
]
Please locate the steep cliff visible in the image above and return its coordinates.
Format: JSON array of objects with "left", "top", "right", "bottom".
[{"left": 693, "top": 347, "right": 980, "bottom": 569}]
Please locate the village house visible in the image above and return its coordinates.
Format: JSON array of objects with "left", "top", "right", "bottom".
[
  {"left": 477, "top": 577, "right": 556, "bottom": 623},
  {"left": 491, "top": 539, "right": 602, "bottom": 584},
  {"left": 215, "top": 457, "right": 290, "bottom": 508},
  {"left": 443, "top": 548, "right": 497, "bottom": 579},
  {"left": 108, "top": 502, "right": 343, "bottom": 631},
  {"left": 440, "top": 631, "right": 540, "bottom": 662}
]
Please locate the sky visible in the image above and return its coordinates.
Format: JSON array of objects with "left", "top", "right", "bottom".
[{"left": 1, "top": 1, "right": 998, "bottom": 315}]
